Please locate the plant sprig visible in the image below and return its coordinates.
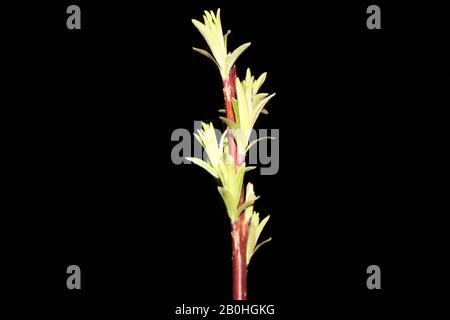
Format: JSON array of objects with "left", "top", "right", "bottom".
[{"left": 189, "top": 8, "right": 274, "bottom": 270}]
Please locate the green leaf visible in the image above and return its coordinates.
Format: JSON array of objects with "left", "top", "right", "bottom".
[
  {"left": 245, "top": 136, "right": 275, "bottom": 153},
  {"left": 245, "top": 166, "right": 256, "bottom": 172},
  {"left": 244, "top": 182, "right": 257, "bottom": 223},
  {"left": 213, "top": 9, "right": 225, "bottom": 51},
  {"left": 235, "top": 165, "right": 246, "bottom": 196},
  {"left": 246, "top": 213, "right": 271, "bottom": 266},
  {"left": 218, "top": 129, "right": 228, "bottom": 154},
  {"left": 235, "top": 78, "right": 249, "bottom": 131},
  {"left": 253, "top": 93, "right": 269, "bottom": 108},
  {"left": 237, "top": 196, "right": 260, "bottom": 216},
  {"left": 252, "top": 237, "right": 272, "bottom": 256},
  {"left": 191, "top": 19, "right": 225, "bottom": 69},
  {"left": 251, "top": 93, "right": 276, "bottom": 129},
  {"left": 218, "top": 186, "right": 237, "bottom": 222},
  {"left": 186, "top": 157, "right": 218, "bottom": 179},
  {"left": 226, "top": 42, "right": 251, "bottom": 75},
  {"left": 232, "top": 98, "right": 240, "bottom": 127},
  {"left": 223, "top": 30, "right": 231, "bottom": 51},
  {"left": 253, "top": 72, "right": 267, "bottom": 94},
  {"left": 219, "top": 116, "right": 238, "bottom": 130},
  {"left": 256, "top": 215, "right": 271, "bottom": 244},
  {"left": 193, "top": 132, "right": 201, "bottom": 145},
  {"left": 246, "top": 212, "right": 259, "bottom": 265},
  {"left": 192, "top": 47, "right": 220, "bottom": 69}
]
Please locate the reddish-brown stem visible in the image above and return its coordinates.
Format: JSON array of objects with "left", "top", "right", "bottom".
[
  {"left": 223, "top": 66, "right": 238, "bottom": 165},
  {"left": 223, "top": 65, "right": 248, "bottom": 300},
  {"left": 231, "top": 213, "right": 248, "bottom": 300}
]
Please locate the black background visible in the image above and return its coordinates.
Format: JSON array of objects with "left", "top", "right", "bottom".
[{"left": 3, "top": 0, "right": 448, "bottom": 298}]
